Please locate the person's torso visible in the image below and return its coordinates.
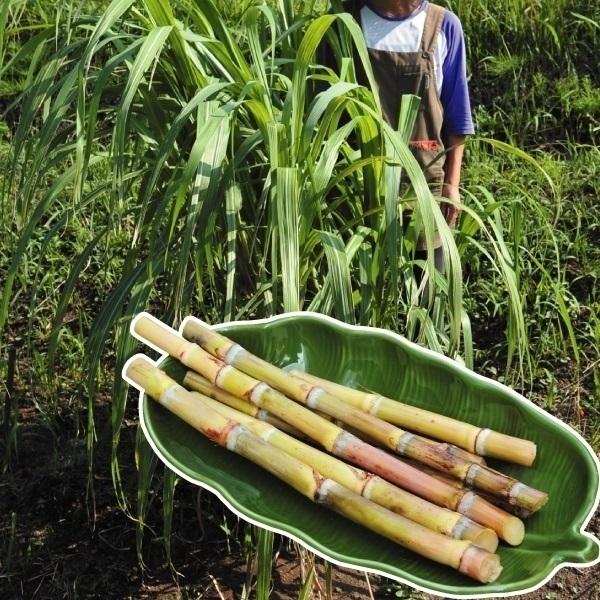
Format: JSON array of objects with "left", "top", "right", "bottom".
[{"left": 347, "top": 1, "right": 447, "bottom": 182}]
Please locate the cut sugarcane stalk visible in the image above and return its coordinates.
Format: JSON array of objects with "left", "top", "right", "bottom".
[
  {"left": 179, "top": 319, "right": 547, "bottom": 514},
  {"left": 183, "top": 370, "right": 304, "bottom": 438},
  {"left": 191, "top": 388, "right": 499, "bottom": 552},
  {"left": 182, "top": 381, "right": 498, "bottom": 549},
  {"left": 184, "top": 371, "right": 487, "bottom": 465},
  {"left": 292, "top": 371, "right": 537, "bottom": 467},
  {"left": 125, "top": 356, "right": 502, "bottom": 583},
  {"left": 132, "top": 314, "right": 524, "bottom": 544},
  {"left": 397, "top": 436, "right": 547, "bottom": 513},
  {"left": 180, "top": 318, "right": 535, "bottom": 467},
  {"left": 404, "top": 459, "right": 535, "bottom": 520}
]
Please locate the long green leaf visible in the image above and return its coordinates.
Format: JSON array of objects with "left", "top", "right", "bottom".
[
  {"left": 275, "top": 167, "right": 300, "bottom": 312},
  {"left": 255, "top": 527, "right": 274, "bottom": 600},
  {"left": 318, "top": 230, "right": 354, "bottom": 322}
]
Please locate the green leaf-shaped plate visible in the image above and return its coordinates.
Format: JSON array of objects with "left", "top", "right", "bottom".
[{"left": 135, "top": 312, "right": 600, "bottom": 598}]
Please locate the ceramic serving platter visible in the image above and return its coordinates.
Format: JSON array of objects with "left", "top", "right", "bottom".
[{"left": 128, "top": 311, "right": 600, "bottom": 598}]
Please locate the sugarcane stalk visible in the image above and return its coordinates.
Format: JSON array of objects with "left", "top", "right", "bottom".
[
  {"left": 126, "top": 355, "right": 502, "bottom": 583},
  {"left": 399, "top": 436, "right": 547, "bottom": 513},
  {"left": 404, "top": 459, "right": 535, "bottom": 520},
  {"left": 190, "top": 388, "right": 499, "bottom": 552},
  {"left": 184, "top": 370, "right": 305, "bottom": 437},
  {"left": 292, "top": 371, "right": 537, "bottom": 468},
  {"left": 179, "top": 319, "right": 546, "bottom": 514},
  {"left": 133, "top": 314, "right": 524, "bottom": 544},
  {"left": 184, "top": 374, "right": 499, "bottom": 545},
  {"left": 186, "top": 368, "right": 486, "bottom": 459},
  {"left": 180, "top": 318, "right": 536, "bottom": 467}
]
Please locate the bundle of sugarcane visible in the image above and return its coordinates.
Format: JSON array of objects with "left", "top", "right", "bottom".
[
  {"left": 131, "top": 314, "right": 531, "bottom": 546},
  {"left": 127, "top": 313, "right": 554, "bottom": 581},
  {"left": 177, "top": 318, "right": 546, "bottom": 513},
  {"left": 125, "top": 355, "right": 502, "bottom": 583},
  {"left": 183, "top": 370, "right": 499, "bottom": 552},
  {"left": 181, "top": 318, "right": 536, "bottom": 467}
]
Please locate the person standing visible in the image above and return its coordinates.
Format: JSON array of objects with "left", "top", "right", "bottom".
[{"left": 330, "top": 0, "right": 474, "bottom": 268}]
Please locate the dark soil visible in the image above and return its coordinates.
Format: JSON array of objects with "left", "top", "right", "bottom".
[{"left": 1, "top": 387, "right": 598, "bottom": 599}]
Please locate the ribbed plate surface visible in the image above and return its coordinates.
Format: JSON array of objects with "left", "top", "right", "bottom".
[{"left": 138, "top": 312, "right": 600, "bottom": 597}]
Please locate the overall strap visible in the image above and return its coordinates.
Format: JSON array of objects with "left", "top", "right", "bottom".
[
  {"left": 341, "top": 0, "right": 363, "bottom": 22},
  {"left": 421, "top": 3, "right": 446, "bottom": 54}
]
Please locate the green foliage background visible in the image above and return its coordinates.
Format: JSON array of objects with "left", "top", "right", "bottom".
[{"left": 0, "top": 0, "right": 598, "bottom": 596}]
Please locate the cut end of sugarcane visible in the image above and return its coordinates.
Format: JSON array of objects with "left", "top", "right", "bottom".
[
  {"left": 124, "top": 355, "right": 173, "bottom": 400},
  {"left": 472, "top": 528, "right": 499, "bottom": 554},
  {"left": 509, "top": 483, "right": 548, "bottom": 514},
  {"left": 478, "top": 430, "right": 537, "bottom": 466},
  {"left": 455, "top": 518, "right": 498, "bottom": 553},
  {"left": 462, "top": 493, "right": 525, "bottom": 546},
  {"left": 458, "top": 545, "right": 502, "bottom": 583},
  {"left": 125, "top": 355, "right": 154, "bottom": 387},
  {"left": 501, "top": 515, "right": 526, "bottom": 546},
  {"left": 182, "top": 317, "right": 232, "bottom": 360}
]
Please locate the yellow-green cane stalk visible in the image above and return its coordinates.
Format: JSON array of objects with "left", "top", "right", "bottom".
[
  {"left": 334, "top": 420, "right": 486, "bottom": 466},
  {"left": 183, "top": 372, "right": 486, "bottom": 467},
  {"left": 125, "top": 356, "right": 502, "bottom": 583},
  {"left": 133, "top": 314, "right": 524, "bottom": 544},
  {"left": 183, "top": 370, "right": 304, "bottom": 437},
  {"left": 291, "top": 371, "right": 537, "bottom": 467},
  {"left": 184, "top": 371, "right": 367, "bottom": 445},
  {"left": 193, "top": 389, "right": 499, "bottom": 552},
  {"left": 180, "top": 318, "right": 547, "bottom": 514},
  {"left": 181, "top": 318, "right": 535, "bottom": 467}
]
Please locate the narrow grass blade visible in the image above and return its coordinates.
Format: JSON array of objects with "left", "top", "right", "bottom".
[
  {"left": 319, "top": 230, "right": 354, "bottom": 322},
  {"left": 113, "top": 25, "right": 173, "bottom": 202},
  {"left": 275, "top": 167, "right": 300, "bottom": 312},
  {"left": 135, "top": 425, "right": 158, "bottom": 567},
  {"left": 255, "top": 527, "right": 275, "bottom": 600},
  {"left": 297, "top": 565, "right": 316, "bottom": 600},
  {"left": 224, "top": 181, "right": 242, "bottom": 322},
  {"left": 162, "top": 465, "right": 178, "bottom": 568}
]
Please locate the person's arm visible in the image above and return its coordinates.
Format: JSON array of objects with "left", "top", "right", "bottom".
[
  {"left": 442, "top": 134, "right": 465, "bottom": 228},
  {"left": 439, "top": 12, "right": 473, "bottom": 227}
]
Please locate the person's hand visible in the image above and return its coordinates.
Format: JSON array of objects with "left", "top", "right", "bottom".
[{"left": 441, "top": 183, "right": 461, "bottom": 228}]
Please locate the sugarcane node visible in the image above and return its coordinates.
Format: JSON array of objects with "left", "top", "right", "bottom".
[
  {"left": 209, "top": 355, "right": 224, "bottom": 367},
  {"left": 458, "top": 545, "right": 502, "bottom": 583},
  {"left": 312, "top": 470, "right": 327, "bottom": 502},
  {"left": 206, "top": 420, "right": 238, "bottom": 446},
  {"left": 468, "top": 526, "right": 499, "bottom": 554}
]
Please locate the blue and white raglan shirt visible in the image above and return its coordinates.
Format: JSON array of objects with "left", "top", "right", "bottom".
[{"left": 360, "top": 1, "right": 475, "bottom": 136}]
